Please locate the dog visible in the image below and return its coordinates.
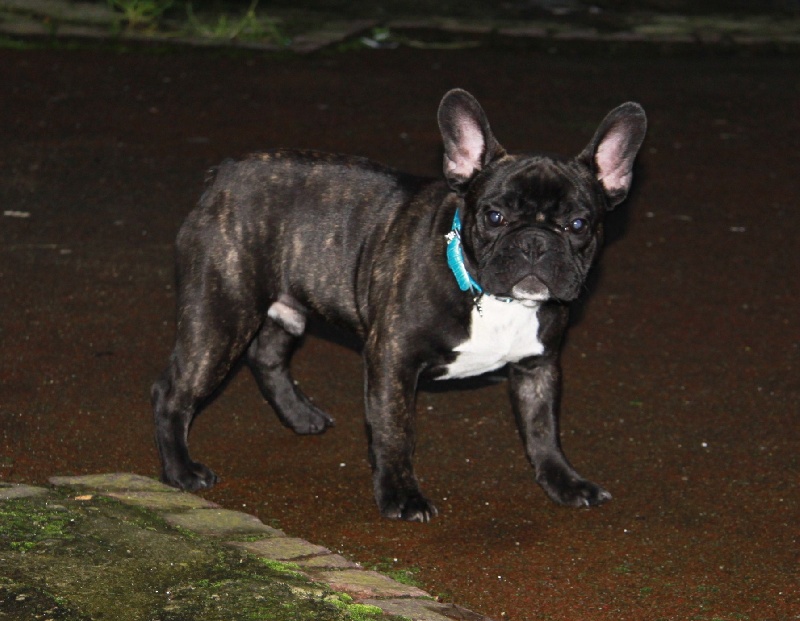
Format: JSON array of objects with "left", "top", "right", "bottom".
[{"left": 152, "top": 89, "right": 646, "bottom": 522}]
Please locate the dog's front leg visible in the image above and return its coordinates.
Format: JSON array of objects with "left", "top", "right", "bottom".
[
  {"left": 362, "top": 338, "right": 438, "bottom": 522},
  {"left": 509, "top": 359, "right": 612, "bottom": 507}
]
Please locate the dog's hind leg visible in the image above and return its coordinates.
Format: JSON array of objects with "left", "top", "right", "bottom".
[
  {"left": 152, "top": 278, "right": 262, "bottom": 492},
  {"left": 245, "top": 295, "right": 335, "bottom": 435}
]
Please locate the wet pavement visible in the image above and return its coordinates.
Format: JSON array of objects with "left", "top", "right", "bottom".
[{"left": 1, "top": 6, "right": 799, "bottom": 621}]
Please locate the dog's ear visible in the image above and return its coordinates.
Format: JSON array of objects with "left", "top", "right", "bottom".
[
  {"left": 581, "top": 102, "right": 647, "bottom": 208},
  {"left": 438, "top": 89, "right": 506, "bottom": 194}
]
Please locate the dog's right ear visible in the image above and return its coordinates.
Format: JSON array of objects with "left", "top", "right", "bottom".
[{"left": 438, "top": 89, "right": 506, "bottom": 194}]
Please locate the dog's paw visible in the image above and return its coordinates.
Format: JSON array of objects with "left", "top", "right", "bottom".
[
  {"left": 282, "top": 404, "right": 335, "bottom": 435},
  {"left": 161, "top": 461, "right": 219, "bottom": 492},
  {"left": 380, "top": 491, "right": 439, "bottom": 522},
  {"left": 552, "top": 478, "right": 612, "bottom": 507},
  {"left": 537, "top": 460, "right": 611, "bottom": 507}
]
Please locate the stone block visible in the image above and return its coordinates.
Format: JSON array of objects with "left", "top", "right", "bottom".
[
  {"left": 162, "top": 508, "right": 284, "bottom": 537},
  {"left": 49, "top": 473, "right": 175, "bottom": 493},
  {"left": 312, "top": 569, "right": 429, "bottom": 599},
  {"left": 0, "top": 484, "right": 51, "bottom": 500},
  {"left": 229, "top": 537, "right": 329, "bottom": 560},
  {"left": 362, "top": 598, "right": 496, "bottom": 621},
  {"left": 105, "top": 490, "right": 218, "bottom": 511}
]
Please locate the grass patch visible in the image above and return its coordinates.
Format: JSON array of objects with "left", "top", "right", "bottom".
[
  {"left": 185, "top": 0, "right": 288, "bottom": 45},
  {"left": 107, "top": 0, "right": 174, "bottom": 30}
]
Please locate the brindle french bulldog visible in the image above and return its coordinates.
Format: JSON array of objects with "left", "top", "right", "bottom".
[{"left": 152, "top": 89, "right": 646, "bottom": 521}]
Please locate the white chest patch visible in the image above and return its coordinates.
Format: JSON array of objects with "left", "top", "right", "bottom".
[{"left": 438, "top": 297, "right": 544, "bottom": 380}]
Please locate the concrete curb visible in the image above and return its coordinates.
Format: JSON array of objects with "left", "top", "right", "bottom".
[
  {"left": 2, "top": 473, "right": 493, "bottom": 621},
  {"left": 1, "top": 0, "right": 799, "bottom": 52}
]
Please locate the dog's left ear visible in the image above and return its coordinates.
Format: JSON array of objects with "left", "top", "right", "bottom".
[
  {"left": 581, "top": 102, "right": 647, "bottom": 208},
  {"left": 438, "top": 89, "right": 506, "bottom": 194}
]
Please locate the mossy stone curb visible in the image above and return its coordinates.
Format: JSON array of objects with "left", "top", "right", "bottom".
[{"left": 1, "top": 473, "right": 495, "bottom": 621}]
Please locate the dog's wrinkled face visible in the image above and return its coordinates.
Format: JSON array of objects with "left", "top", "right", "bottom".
[
  {"left": 438, "top": 89, "right": 647, "bottom": 303},
  {"left": 461, "top": 155, "right": 604, "bottom": 302}
]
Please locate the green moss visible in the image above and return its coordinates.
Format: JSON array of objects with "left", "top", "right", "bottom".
[
  {"left": 259, "top": 558, "right": 307, "bottom": 579},
  {"left": 613, "top": 563, "right": 634, "bottom": 574},
  {"left": 1, "top": 489, "right": 409, "bottom": 621},
  {"left": 0, "top": 500, "right": 78, "bottom": 552},
  {"left": 327, "top": 594, "right": 386, "bottom": 621},
  {"left": 370, "top": 558, "right": 426, "bottom": 588},
  {"left": 0, "top": 579, "right": 90, "bottom": 620}
]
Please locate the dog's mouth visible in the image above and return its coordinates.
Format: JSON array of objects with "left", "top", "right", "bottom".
[{"left": 509, "top": 274, "right": 551, "bottom": 303}]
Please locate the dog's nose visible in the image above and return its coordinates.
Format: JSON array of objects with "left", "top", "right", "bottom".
[{"left": 517, "top": 231, "right": 552, "bottom": 261}]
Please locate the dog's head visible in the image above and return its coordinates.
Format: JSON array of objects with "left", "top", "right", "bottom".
[{"left": 438, "top": 89, "right": 646, "bottom": 303}]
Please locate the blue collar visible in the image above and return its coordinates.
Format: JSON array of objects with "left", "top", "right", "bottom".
[
  {"left": 445, "top": 210, "right": 483, "bottom": 295},
  {"left": 445, "top": 211, "right": 514, "bottom": 313}
]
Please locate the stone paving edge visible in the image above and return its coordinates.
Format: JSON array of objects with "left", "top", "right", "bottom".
[
  {"left": 1, "top": 0, "right": 798, "bottom": 52},
  {"left": 30, "top": 472, "right": 496, "bottom": 621}
]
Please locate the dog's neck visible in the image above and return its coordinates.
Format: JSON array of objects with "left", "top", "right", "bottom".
[{"left": 445, "top": 210, "right": 513, "bottom": 314}]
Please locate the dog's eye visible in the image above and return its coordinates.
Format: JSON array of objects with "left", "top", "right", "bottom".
[
  {"left": 486, "top": 211, "right": 506, "bottom": 227},
  {"left": 566, "top": 218, "right": 588, "bottom": 234}
]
